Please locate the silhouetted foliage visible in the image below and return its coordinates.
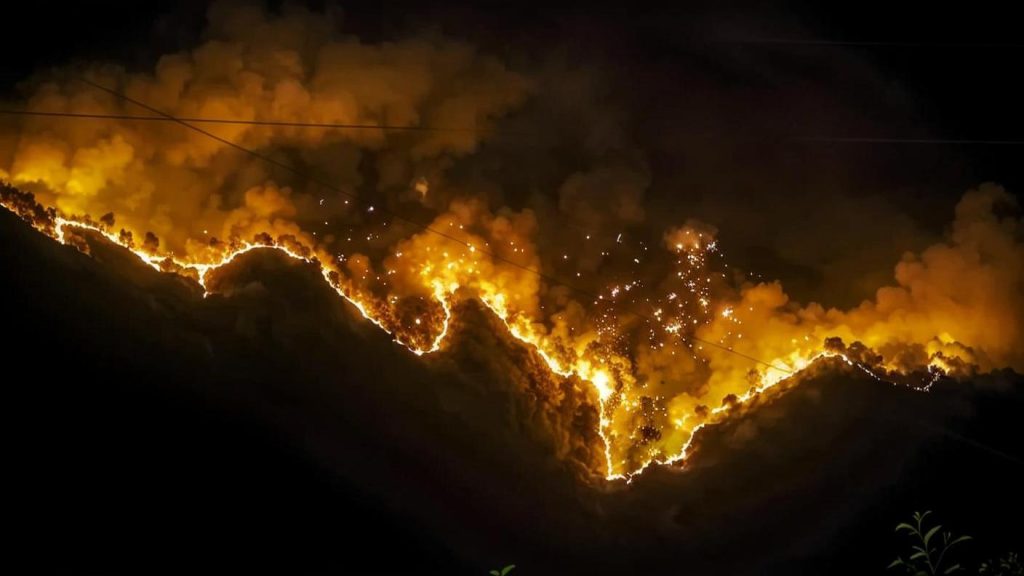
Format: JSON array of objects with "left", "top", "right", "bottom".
[{"left": 888, "top": 511, "right": 972, "bottom": 575}]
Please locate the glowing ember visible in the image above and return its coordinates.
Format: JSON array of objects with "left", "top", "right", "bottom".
[
  {"left": 590, "top": 370, "right": 613, "bottom": 400},
  {"left": 5, "top": 179, "right": 1019, "bottom": 482},
  {"left": 0, "top": 19, "right": 1020, "bottom": 481}
]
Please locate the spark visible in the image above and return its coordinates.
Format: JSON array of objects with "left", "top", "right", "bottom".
[{"left": 0, "top": 189, "right": 969, "bottom": 481}]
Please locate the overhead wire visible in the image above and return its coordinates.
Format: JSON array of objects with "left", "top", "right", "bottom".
[{"left": 11, "top": 78, "right": 804, "bottom": 374}]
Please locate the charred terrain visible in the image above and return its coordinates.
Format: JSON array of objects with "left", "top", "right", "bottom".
[{"left": 4, "top": 207, "right": 1021, "bottom": 574}]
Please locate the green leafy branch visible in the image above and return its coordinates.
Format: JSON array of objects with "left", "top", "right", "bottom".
[
  {"left": 489, "top": 565, "right": 515, "bottom": 576},
  {"left": 888, "top": 510, "right": 972, "bottom": 575},
  {"left": 980, "top": 552, "right": 1023, "bottom": 576}
]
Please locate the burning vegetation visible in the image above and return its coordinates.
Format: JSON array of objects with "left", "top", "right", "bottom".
[{"left": 1, "top": 2, "right": 1021, "bottom": 481}]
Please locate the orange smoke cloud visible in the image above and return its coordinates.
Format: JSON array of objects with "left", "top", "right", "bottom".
[{"left": 0, "top": 1, "right": 529, "bottom": 255}]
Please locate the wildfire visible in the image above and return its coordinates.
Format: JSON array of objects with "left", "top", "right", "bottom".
[
  {"left": 0, "top": 7, "right": 1019, "bottom": 480},
  {"left": 6, "top": 179, "right": 1018, "bottom": 482}
]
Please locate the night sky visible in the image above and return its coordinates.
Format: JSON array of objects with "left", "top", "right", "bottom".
[{"left": 3, "top": 2, "right": 1022, "bottom": 574}]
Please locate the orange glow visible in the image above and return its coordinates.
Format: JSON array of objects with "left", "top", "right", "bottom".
[
  {"left": 3, "top": 5, "right": 1020, "bottom": 485},
  {"left": 1, "top": 179, "right": 1020, "bottom": 481}
]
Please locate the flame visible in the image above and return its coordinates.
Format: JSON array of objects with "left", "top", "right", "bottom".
[
  {"left": 2, "top": 4, "right": 1020, "bottom": 483},
  {"left": 7, "top": 182, "right": 1017, "bottom": 483},
  {"left": 3, "top": 134, "right": 1022, "bottom": 484},
  {"left": 42, "top": 202, "right": 451, "bottom": 357}
]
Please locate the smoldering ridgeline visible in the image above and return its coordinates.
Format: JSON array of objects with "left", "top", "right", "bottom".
[{"left": 2, "top": 205, "right": 1021, "bottom": 575}]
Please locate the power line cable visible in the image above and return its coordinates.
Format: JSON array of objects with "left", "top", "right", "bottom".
[
  {"left": 796, "top": 136, "right": 1024, "bottom": 145},
  {"left": 63, "top": 77, "right": 799, "bottom": 373},
  {"left": 5, "top": 108, "right": 1022, "bottom": 145},
  {"left": 0, "top": 108, "right": 486, "bottom": 132},
  {"left": 712, "top": 39, "right": 1024, "bottom": 48},
  {"left": 4, "top": 108, "right": 1019, "bottom": 145}
]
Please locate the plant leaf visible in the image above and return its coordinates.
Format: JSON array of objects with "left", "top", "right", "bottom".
[
  {"left": 924, "top": 525, "right": 941, "bottom": 546},
  {"left": 916, "top": 511, "right": 931, "bottom": 530},
  {"left": 896, "top": 523, "right": 916, "bottom": 533},
  {"left": 943, "top": 564, "right": 962, "bottom": 574},
  {"left": 910, "top": 551, "right": 927, "bottom": 560},
  {"left": 501, "top": 565, "right": 516, "bottom": 576},
  {"left": 888, "top": 558, "right": 905, "bottom": 569},
  {"left": 948, "top": 535, "right": 972, "bottom": 547},
  {"left": 490, "top": 571, "right": 500, "bottom": 576}
]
